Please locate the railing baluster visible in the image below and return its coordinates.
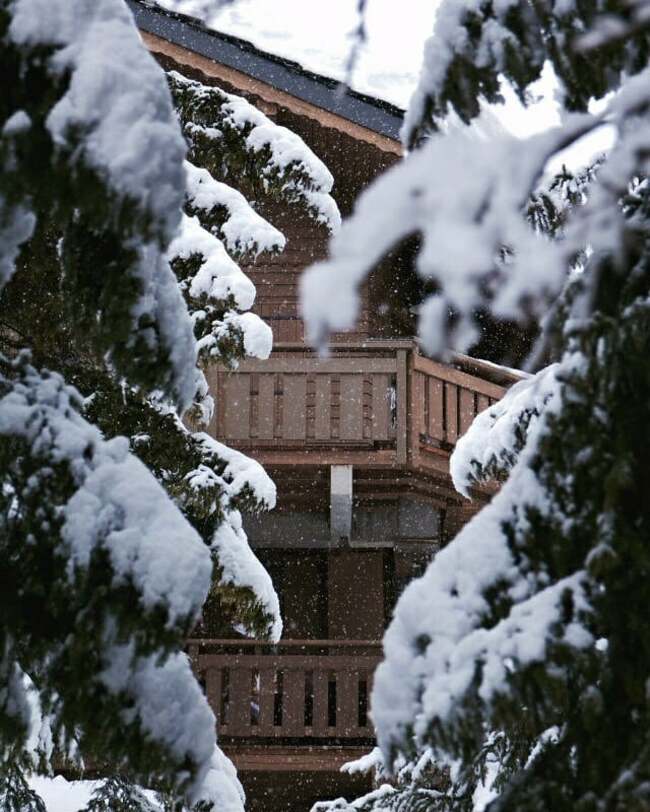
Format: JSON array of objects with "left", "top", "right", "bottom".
[
  {"left": 197, "top": 642, "right": 383, "bottom": 742},
  {"left": 205, "top": 666, "right": 223, "bottom": 729},
  {"left": 312, "top": 669, "right": 330, "bottom": 737},
  {"left": 336, "top": 668, "right": 358, "bottom": 737},
  {"left": 445, "top": 382, "right": 458, "bottom": 443},
  {"left": 477, "top": 394, "right": 490, "bottom": 414},
  {"left": 459, "top": 388, "right": 475, "bottom": 435},
  {"left": 282, "top": 666, "right": 306, "bottom": 736},
  {"left": 228, "top": 665, "right": 252, "bottom": 736},
  {"left": 428, "top": 377, "right": 444, "bottom": 441},
  {"left": 257, "top": 666, "right": 276, "bottom": 736}
]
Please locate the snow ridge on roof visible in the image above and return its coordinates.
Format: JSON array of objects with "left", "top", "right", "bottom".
[{"left": 126, "top": 0, "right": 404, "bottom": 140}]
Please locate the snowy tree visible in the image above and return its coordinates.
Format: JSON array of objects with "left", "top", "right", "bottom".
[
  {"left": 302, "top": 1, "right": 650, "bottom": 809},
  {"left": 0, "top": 1, "right": 337, "bottom": 810}
]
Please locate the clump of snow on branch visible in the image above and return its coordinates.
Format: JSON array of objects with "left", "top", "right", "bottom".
[
  {"left": 185, "top": 161, "right": 286, "bottom": 257},
  {"left": 450, "top": 364, "right": 560, "bottom": 497},
  {"left": 301, "top": 118, "right": 598, "bottom": 352},
  {"left": 211, "top": 510, "right": 282, "bottom": 642},
  {"left": 170, "top": 214, "right": 256, "bottom": 311},
  {"left": 27, "top": 757, "right": 245, "bottom": 812},
  {"left": 8, "top": 0, "right": 186, "bottom": 240},
  {"left": 302, "top": 68, "right": 650, "bottom": 358},
  {"left": 168, "top": 215, "right": 272, "bottom": 361},
  {"left": 201, "top": 435, "right": 276, "bottom": 510},
  {"left": 0, "top": 204, "right": 35, "bottom": 289},
  {"left": 371, "top": 349, "right": 594, "bottom": 763},
  {"left": 312, "top": 747, "right": 447, "bottom": 812},
  {"left": 0, "top": 357, "right": 223, "bottom": 796},
  {"left": 169, "top": 71, "right": 341, "bottom": 231},
  {"left": 5, "top": 0, "right": 201, "bottom": 410},
  {"left": 0, "top": 360, "right": 211, "bottom": 625},
  {"left": 21, "top": 672, "right": 55, "bottom": 770},
  {"left": 96, "top": 645, "right": 216, "bottom": 794},
  {"left": 192, "top": 433, "right": 281, "bottom": 640}
]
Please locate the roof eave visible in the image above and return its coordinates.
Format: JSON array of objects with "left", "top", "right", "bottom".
[{"left": 127, "top": 0, "right": 404, "bottom": 143}]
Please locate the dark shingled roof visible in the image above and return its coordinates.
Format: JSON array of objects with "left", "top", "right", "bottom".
[{"left": 126, "top": 0, "right": 404, "bottom": 141}]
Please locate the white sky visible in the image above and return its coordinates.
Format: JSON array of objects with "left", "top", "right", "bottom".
[
  {"left": 211, "top": 0, "right": 436, "bottom": 109},
  {"left": 160, "top": 0, "right": 613, "bottom": 160}
]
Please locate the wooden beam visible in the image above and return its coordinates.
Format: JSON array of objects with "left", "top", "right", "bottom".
[
  {"left": 222, "top": 745, "right": 371, "bottom": 773},
  {"left": 141, "top": 31, "right": 403, "bottom": 156},
  {"left": 231, "top": 357, "right": 398, "bottom": 374}
]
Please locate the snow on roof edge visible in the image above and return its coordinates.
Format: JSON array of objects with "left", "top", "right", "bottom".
[{"left": 127, "top": 0, "right": 405, "bottom": 140}]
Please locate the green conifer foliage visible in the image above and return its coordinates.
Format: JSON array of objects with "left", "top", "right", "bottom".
[
  {"left": 81, "top": 777, "right": 159, "bottom": 812},
  {"left": 0, "top": 1, "right": 339, "bottom": 809},
  {"left": 0, "top": 766, "right": 47, "bottom": 812},
  {"left": 301, "top": 3, "right": 650, "bottom": 810}
]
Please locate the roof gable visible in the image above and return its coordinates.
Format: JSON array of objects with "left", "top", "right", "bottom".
[{"left": 127, "top": 0, "right": 404, "bottom": 142}]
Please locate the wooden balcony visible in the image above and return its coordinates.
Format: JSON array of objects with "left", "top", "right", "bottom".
[
  {"left": 188, "top": 639, "right": 381, "bottom": 743},
  {"left": 205, "top": 339, "right": 512, "bottom": 480}
]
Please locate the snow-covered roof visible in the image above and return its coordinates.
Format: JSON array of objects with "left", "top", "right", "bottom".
[{"left": 127, "top": 0, "right": 405, "bottom": 140}]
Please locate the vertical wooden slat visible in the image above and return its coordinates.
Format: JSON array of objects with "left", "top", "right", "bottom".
[
  {"left": 445, "top": 382, "right": 459, "bottom": 443},
  {"left": 459, "top": 388, "right": 475, "bottom": 435},
  {"left": 205, "top": 667, "right": 223, "bottom": 726},
  {"left": 410, "top": 369, "right": 424, "bottom": 466},
  {"left": 282, "top": 376, "right": 307, "bottom": 439},
  {"left": 257, "top": 666, "right": 276, "bottom": 735},
  {"left": 339, "top": 376, "right": 364, "bottom": 440},
  {"left": 396, "top": 350, "right": 408, "bottom": 464},
  {"left": 336, "top": 669, "right": 358, "bottom": 737},
  {"left": 282, "top": 667, "right": 306, "bottom": 736},
  {"left": 427, "top": 377, "right": 445, "bottom": 440},
  {"left": 314, "top": 376, "right": 331, "bottom": 440},
  {"left": 228, "top": 666, "right": 251, "bottom": 736},
  {"left": 477, "top": 394, "right": 490, "bottom": 414},
  {"left": 312, "top": 670, "right": 330, "bottom": 736},
  {"left": 257, "top": 375, "right": 275, "bottom": 440},
  {"left": 371, "top": 374, "right": 390, "bottom": 441},
  {"left": 222, "top": 375, "right": 251, "bottom": 439}
]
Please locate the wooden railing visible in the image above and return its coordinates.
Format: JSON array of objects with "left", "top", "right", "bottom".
[
  {"left": 410, "top": 355, "right": 503, "bottom": 449},
  {"left": 188, "top": 639, "right": 381, "bottom": 741},
  {"left": 206, "top": 348, "right": 400, "bottom": 450},
  {"left": 205, "top": 341, "right": 509, "bottom": 472}
]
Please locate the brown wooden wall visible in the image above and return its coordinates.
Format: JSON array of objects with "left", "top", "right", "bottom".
[
  {"left": 327, "top": 551, "right": 385, "bottom": 640},
  {"left": 242, "top": 203, "right": 370, "bottom": 345}
]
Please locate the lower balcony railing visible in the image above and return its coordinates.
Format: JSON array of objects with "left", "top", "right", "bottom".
[{"left": 187, "top": 639, "right": 382, "bottom": 742}]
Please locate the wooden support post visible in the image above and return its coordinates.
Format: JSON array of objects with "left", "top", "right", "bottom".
[
  {"left": 336, "top": 669, "right": 359, "bottom": 737},
  {"left": 282, "top": 668, "right": 306, "bottom": 736},
  {"left": 312, "top": 670, "right": 331, "bottom": 736}
]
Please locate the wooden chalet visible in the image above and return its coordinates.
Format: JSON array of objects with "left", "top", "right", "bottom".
[{"left": 129, "top": 3, "right": 522, "bottom": 807}]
